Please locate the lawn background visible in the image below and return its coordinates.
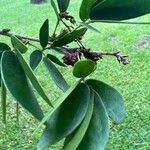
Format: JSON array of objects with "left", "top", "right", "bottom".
[{"left": 0, "top": 0, "right": 150, "bottom": 150}]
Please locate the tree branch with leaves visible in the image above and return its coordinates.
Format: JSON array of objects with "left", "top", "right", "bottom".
[{"left": 0, "top": 0, "right": 150, "bottom": 150}]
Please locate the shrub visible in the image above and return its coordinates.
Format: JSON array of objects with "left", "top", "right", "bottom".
[{"left": 0, "top": 0, "right": 150, "bottom": 149}]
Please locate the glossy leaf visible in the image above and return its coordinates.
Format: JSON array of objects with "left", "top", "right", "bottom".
[
  {"left": 86, "top": 79, "right": 125, "bottom": 124},
  {"left": 63, "top": 90, "right": 94, "bottom": 150},
  {"left": 57, "top": 29, "right": 69, "bottom": 39},
  {"left": 51, "top": 0, "right": 59, "bottom": 20},
  {"left": 43, "top": 56, "right": 69, "bottom": 92},
  {"left": 11, "top": 35, "right": 27, "bottom": 53},
  {"left": 0, "top": 47, "right": 10, "bottom": 87},
  {"left": 73, "top": 59, "right": 96, "bottom": 78},
  {"left": 14, "top": 49, "right": 53, "bottom": 107},
  {"left": 0, "top": 43, "right": 11, "bottom": 52},
  {"left": 77, "top": 90, "right": 109, "bottom": 150},
  {"left": 1, "top": 81, "right": 7, "bottom": 124},
  {"left": 30, "top": 50, "right": 42, "bottom": 70},
  {"left": 47, "top": 54, "right": 66, "bottom": 67},
  {"left": 80, "top": 22, "right": 100, "bottom": 33},
  {"left": 52, "top": 28, "right": 87, "bottom": 47},
  {"left": 37, "top": 83, "right": 90, "bottom": 150},
  {"left": 39, "top": 19, "right": 49, "bottom": 49},
  {"left": 90, "top": 0, "right": 150, "bottom": 21},
  {"left": 79, "top": 0, "right": 97, "bottom": 21},
  {"left": 89, "top": 20, "right": 150, "bottom": 25},
  {"left": 57, "top": 0, "right": 70, "bottom": 12},
  {"left": 92, "top": 0, "right": 105, "bottom": 7},
  {"left": 0, "top": 53, "right": 3, "bottom": 86},
  {"left": 34, "top": 79, "right": 81, "bottom": 134},
  {"left": 1, "top": 51, "right": 44, "bottom": 120}
]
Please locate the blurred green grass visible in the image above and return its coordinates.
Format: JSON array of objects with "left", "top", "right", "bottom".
[{"left": 0, "top": 0, "right": 150, "bottom": 150}]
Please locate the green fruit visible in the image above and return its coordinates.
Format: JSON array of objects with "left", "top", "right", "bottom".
[{"left": 73, "top": 59, "right": 96, "bottom": 78}]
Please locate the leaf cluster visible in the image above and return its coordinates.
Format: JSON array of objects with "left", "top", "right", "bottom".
[{"left": 0, "top": 0, "right": 149, "bottom": 149}]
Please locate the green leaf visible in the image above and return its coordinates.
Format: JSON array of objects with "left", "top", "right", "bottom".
[
  {"left": 89, "top": 20, "right": 150, "bottom": 25},
  {"left": 33, "top": 79, "right": 81, "bottom": 134},
  {"left": 0, "top": 53, "right": 3, "bottom": 87},
  {"left": 90, "top": 0, "right": 150, "bottom": 21},
  {"left": 14, "top": 49, "right": 53, "bottom": 107},
  {"left": 39, "top": 19, "right": 49, "bottom": 49},
  {"left": 0, "top": 43, "right": 11, "bottom": 53},
  {"left": 57, "top": 0, "right": 70, "bottom": 12},
  {"left": 86, "top": 79, "right": 125, "bottom": 124},
  {"left": 11, "top": 35, "right": 27, "bottom": 53},
  {"left": 30, "top": 50, "right": 42, "bottom": 70},
  {"left": 1, "top": 51, "right": 44, "bottom": 120},
  {"left": 43, "top": 56, "right": 69, "bottom": 92},
  {"left": 1, "top": 81, "right": 7, "bottom": 124},
  {"left": 80, "top": 22, "right": 100, "bottom": 33},
  {"left": 63, "top": 89, "right": 94, "bottom": 150},
  {"left": 52, "top": 28, "right": 87, "bottom": 47},
  {"left": 51, "top": 0, "right": 60, "bottom": 20},
  {"left": 77, "top": 90, "right": 109, "bottom": 150},
  {"left": 73, "top": 59, "right": 96, "bottom": 78},
  {"left": 79, "top": 0, "right": 97, "bottom": 21},
  {"left": 37, "top": 83, "right": 90, "bottom": 150},
  {"left": 92, "top": 0, "right": 105, "bottom": 7},
  {"left": 47, "top": 54, "right": 66, "bottom": 67}
]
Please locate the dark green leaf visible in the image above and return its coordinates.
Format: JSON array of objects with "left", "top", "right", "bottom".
[
  {"left": 14, "top": 49, "right": 53, "bottom": 107},
  {"left": 92, "top": 0, "right": 105, "bottom": 8},
  {"left": 51, "top": 0, "right": 59, "bottom": 20},
  {"left": 34, "top": 79, "right": 81, "bottom": 134},
  {"left": 86, "top": 79, "right": 125, "bottom": 124},
  {"left": 39, "top": 19, "right": 49, "bottom": 49},
  {"left": 0, "top": 53, "right": 3, "bottom": 87},
  {"left": 11, "top": 35, "right": 27, "bottom": 53},
  {"left": 56, "top": 29, "right": 69, "bottom": 39},
  {"left": 90, "top": 20, "right": 150, "bottom": 25},
  {"left": 79, "top": 0, "right": 97, "bottom": 21},
  {"left": 1, "top": 51, "right": 44, "bottom": 120},
  {"left": 47, "top": 54, "right": 66, "bottom": 67},
  {"left": 43, "top": 56, "right": 69, "bottom": 92},
  {"left": 57, "top": 0, "right": 70, "bottom": 12},
  {"left": 37, "top": 83, "right": 90, "bottom": 150},
  {"left": 80, "top": 22, "right": 100, "bottom": 33},
  {"left": 30, "top": 50, "right": 42, "bottom": 70},
  {"left": 73, "top": 59, "right": 96, "bottom": 78},
  {"left": 63, "top": 90, "right": 94, "bottom": 150},
  {"left": 90, "top": 0, "right": 150, "bottom": 20},
  {"left": 0, "top": 43, "right": 11, "bottom": 53},
  {"left": 52, "top": 28, "right": 87, "bottom": 47},
  {"left": 77, "top": 90, "right": 109, "bottom": 150},
  {"left": 1, "top": 81, "right": 7, "bottom": 124}
]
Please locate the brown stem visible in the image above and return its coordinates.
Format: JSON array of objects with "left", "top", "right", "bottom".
[
  {"left": 0, "top": 29, "right": 46, "bottom": 43},
  {"left": 0, "top": 28, "right": 68, "bottom": 54},
  {"left": 0, "top": 29, "right": 128, "bottom": 64},
  {"left": 100, "top": 51, "right": 129, "bottom": 65}
]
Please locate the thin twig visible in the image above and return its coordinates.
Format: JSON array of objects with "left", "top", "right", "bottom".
[
  {"left": 0, "top": 28, "right": 68, "bottom": 54},
  {"left": 0, "top": 29, "right": 46, "bottom": 43},
  {"left": 0, "top": 29, "right": 128, "bottom": 64},
  {"left": 53, "top": 20, "right": 60, "bottom": 37},
  {"left": 100, "top": 51, "right": 129, "bottom": 65}
]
